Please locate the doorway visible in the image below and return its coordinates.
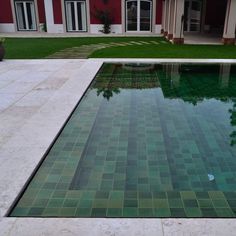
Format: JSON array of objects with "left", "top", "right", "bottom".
[
  {"left": 126, "top": 0, "right": 152, "bottom": 32},
  {"left": 184, "top": 0, "right": 202, "bottom": 32}
]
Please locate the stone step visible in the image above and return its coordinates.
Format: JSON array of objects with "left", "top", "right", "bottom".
[{"left": 46, "top": 40, "right": 159, "bottom": 59}]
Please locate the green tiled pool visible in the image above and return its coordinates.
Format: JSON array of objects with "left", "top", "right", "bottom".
[{"left": 10, "top": 63, "right": 236, "bottom": 218}]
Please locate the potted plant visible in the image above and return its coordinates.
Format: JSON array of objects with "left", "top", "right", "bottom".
[
  {"left": 0, "top": 38, "right": 5, "bottom": 61},
  {"left": 94, "top": 8, "right": 113, "bottom": 34}
]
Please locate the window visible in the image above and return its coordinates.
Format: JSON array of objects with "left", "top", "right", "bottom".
[
  {"left": 65, "top": 0, "right": 87, "bottom": 32},
  {"left": 14, "top": 0, "right": 37, "bottom": 31},
  {"left": 126, "top": 0, "right": 152, "bottom": 32}
]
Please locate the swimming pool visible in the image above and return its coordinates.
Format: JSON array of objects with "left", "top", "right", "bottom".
[{"left": 10, "top": 63, "right": 236, "bottom": 217}]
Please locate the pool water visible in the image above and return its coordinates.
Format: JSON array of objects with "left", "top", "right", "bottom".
[{"left": 10, "top": 63, "right": 236, "bottom": 217}]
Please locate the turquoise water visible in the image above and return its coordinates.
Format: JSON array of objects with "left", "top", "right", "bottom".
[{"left": 10, "top": 63, "right": 236, "bottom": 217}]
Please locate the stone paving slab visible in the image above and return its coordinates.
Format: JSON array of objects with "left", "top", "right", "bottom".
[{"left": 46, "top": 41, "right": 164, "bottom": 59}]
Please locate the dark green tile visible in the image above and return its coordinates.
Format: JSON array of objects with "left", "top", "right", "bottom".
[
  {"left": 201, "top": 208, "right": 217, "bottom": 217},
  {"left": 106, "top": 208, "right": 122, "bottom": 217},
  {"left": 170, "top": 208, "right": 186, "bottom": 217},
  {"left": 138, "top": 208, "right": 153, "bottom": 217},
  {"left": 153, "top": 208, "right": 171, "bottom": 217},
  {"left": 91, "top": 208, "right": 107, "bottom": 217},
  {"left": 184, "top": 207, "right": 202, "bottom": 217},
  {"left": 123, "top": 207, "right": 138, "bottom": 217},
  {"left": 75, "top": 208, "right": 92, "bottom": 217}
]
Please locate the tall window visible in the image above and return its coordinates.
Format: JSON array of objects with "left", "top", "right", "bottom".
[
  {"left": 65, "top": 0, "right": 87, "bottom": 32},
  {"left": 14, "top": 0, "right": 37, "bottom": 31},
  {"left": 126, "top": 0, "right": 152, "bottom": 32}
]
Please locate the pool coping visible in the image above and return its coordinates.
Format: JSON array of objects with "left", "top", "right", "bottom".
[{"left": 1, "top": 58, "right": 236, "bottom": 235}]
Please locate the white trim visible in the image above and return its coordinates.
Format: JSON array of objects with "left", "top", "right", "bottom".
[{"left": 0, "top": 23, "right": 15, "bottom": 33}]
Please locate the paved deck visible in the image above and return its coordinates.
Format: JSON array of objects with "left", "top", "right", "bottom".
[
  {"left": 1, "top": 59, "right": 236, "bottom": 235},
  {"left": 184, "top": 33, "right": 223, "bottom": 45}
]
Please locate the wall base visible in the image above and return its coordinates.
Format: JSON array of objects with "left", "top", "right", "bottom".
[
  {"left": 90, "top": 24, "right": 122, "bottom": 34},
  {"left": 154, "top": 25, "right": 162, "bottom": 34},
  {"left": 0, "top": 24, "right": 15, "bottom": 33},
  {"left": 167, "top": 34, "right": 173, "bottom": 40},
  {"left": 173, "top": 38, "right": 184, "bottom": 44},
  {"left": 222, "top": 38, "right": 235, "bottom": 45},
  {"left": 47, "top": 24, "right": 64, "bottom": 33}
]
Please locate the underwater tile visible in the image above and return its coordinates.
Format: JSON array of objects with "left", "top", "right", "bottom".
[
  {"left": 106, "top": 208, "right": 122, "bottom": 217},
  {"left": 10, "top": 63, "right": 236, "bottom": 218}
]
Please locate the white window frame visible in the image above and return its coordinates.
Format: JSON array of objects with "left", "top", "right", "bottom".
[
  {"left": 65, "top": 0, "right": 87, "bottom": 32},
  {"left": 14, "top": 0, "right": 37, "bottom": 31},
  {"left": 126, "top": 0, "right": 152, "bottom": 33}
]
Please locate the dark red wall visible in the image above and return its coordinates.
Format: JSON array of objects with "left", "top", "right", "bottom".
[
  {"left": 205, "top": 0, "right": 227, "bottom": 26},
  {"left": 156, "top": 0, "right": 162, "bottom": 24},
  {"left": 37, "top": 0, "right": 46, "bottom": 23},
  {"left": 53, "top": 0, "right": 63, "bottom": 24},
  {"left": 0, "top": 0, "right": 13, "bottom": 23},
  {"left": 90, "top": 0, "right": 121, "bottom": 24}
]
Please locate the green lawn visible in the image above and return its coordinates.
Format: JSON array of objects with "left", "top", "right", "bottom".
[
  {"left": 3, "top": 37, "right": 236, "bottom": 59},
  {"left": 4, "top": 37, "right": 162, "bottom": 59},
  {"left": 90, "top": 44, "right": 236, "bottom": 59}
]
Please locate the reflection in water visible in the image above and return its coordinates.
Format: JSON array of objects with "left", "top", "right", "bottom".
[
  {"left": 229, "top": 101, "right": 236, "bottom": 146},
  {"left": 95, "top": 63, "right": 236, "bottom": 146},
  {"left": 96, "top": 87, "right": 120, "bottom": 100},
  {"left": 11, "top": 62, "right": 236, "bottom": 218}
]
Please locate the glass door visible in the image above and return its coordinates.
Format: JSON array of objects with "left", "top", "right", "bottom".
[
  {"left": 184, "top": 0, "right": 202, "bottom": 32},
  {"left": 127, "top": 1, "right": 138, "bottom": 31},
  {"left": 65, "top": 0, "right": 87, "bottom": 32},
  {"left": 126, "top": 0, "right": 152, "bottom": 32},
  {"left": 15, "top": 0, "right": 37, "bottom": 31}
]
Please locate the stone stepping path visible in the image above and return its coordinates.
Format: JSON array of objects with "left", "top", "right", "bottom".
[{"left": 46, "top": 40, "right": 166, "bottom": 59}]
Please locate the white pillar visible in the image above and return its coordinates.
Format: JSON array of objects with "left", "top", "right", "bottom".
[
  {"left": 167, "top": 0, "right": 175, "bottom": 40},
  {"left": 173, "top": 0, "right": 185, "bottom": 44},
  {"left": 44, "top": 0, "right": 63, "bottom": 33},
  {"left": 44, "top": 0, "right": 54, "bottom": 33},
  {"left": 164, "top": 0, "right": 169, "bottom": 36},
  {"left": 161, "top": 0, "right": 165, "bottom": 33},
  {"left": 223, "top": 0, "right": 236, "bottom": 45}
]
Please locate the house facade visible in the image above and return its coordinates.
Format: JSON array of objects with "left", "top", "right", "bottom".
[{"left": 0, "top": 0, "right": 235, "bottom": 44}]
